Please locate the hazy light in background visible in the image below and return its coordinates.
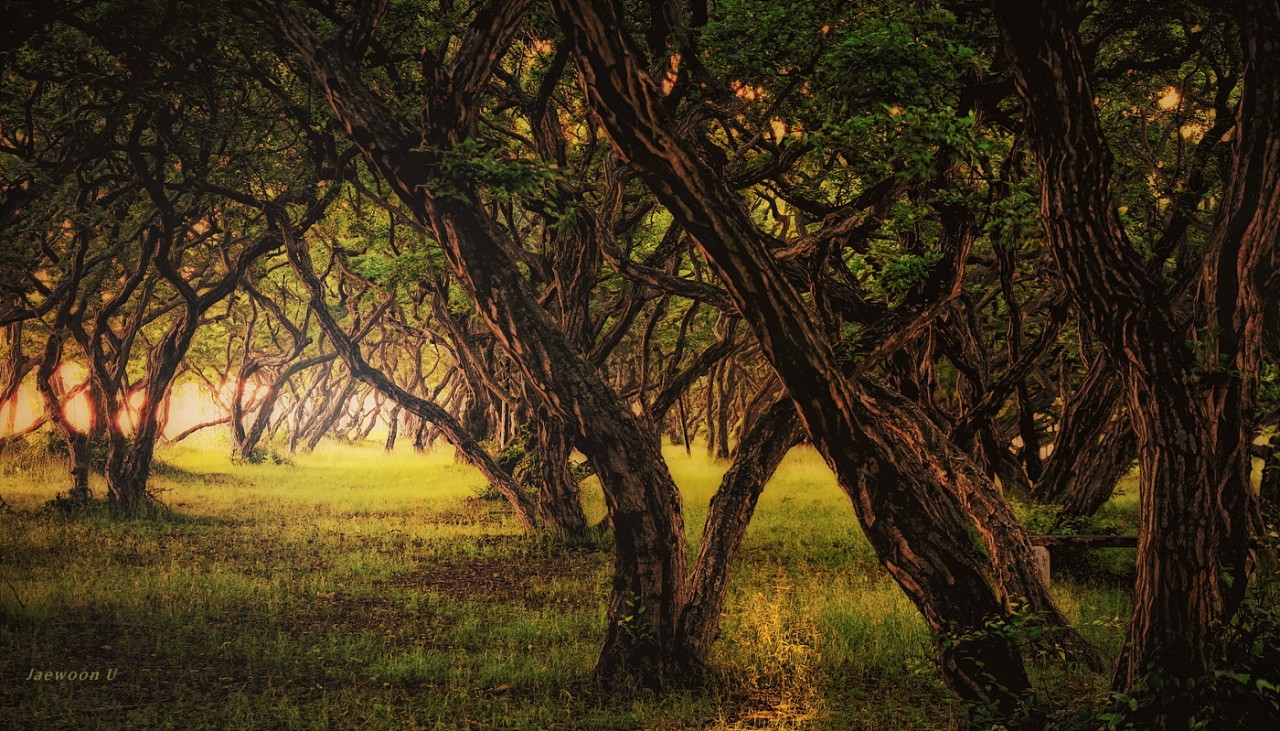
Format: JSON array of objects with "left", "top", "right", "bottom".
[{"left": 1, "top": 371, "right": 386, "bottom": 442}]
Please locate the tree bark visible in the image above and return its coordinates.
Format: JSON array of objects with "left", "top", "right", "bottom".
[
  {"left": 384, "top": 406, "right": 400, "bottom": 452},
  {"left": 553, "top": 0, "right": 1039, "bottom": 711},
  {"left": 35, "top": 333, "right": 92, "bottom": 503},
  {"left": 992, "top": 0, "right": 1276, "bottom": 689},
  {"left": 677, "top": 396, "right": 801, "bottom": 659},
  {"left": 252, "top": 0, "right": 693, "bottom": 684},
  {"left": 1034, "top": 354, "right": 1136, "bottom": 520},
  {"left": 529, "top": 417, "right": 588, "bottom": 538}
]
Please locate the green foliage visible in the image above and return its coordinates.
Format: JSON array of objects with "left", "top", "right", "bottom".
[
  {"left": 231, "top": 445, "right": 291, "bottom": 466},
  {"left": 1260, "top": 360, "right": 1280, "bottom": 404},
  {"left": 882, "top": 250, "right": 945, "bottom": 296},
  {"left": 617, "top": 596, "right": 657, "bottom": 645},
  {"left": 1080, "top": 597, "right": 1280, "bottom": 730},
  {"left": 347, "top": 248, "right": 432, "bottom": 290},
  {"left": 984, "top": 174, "right": 1042, "bottom": 251},
  {"left": 429, "top": 138, "right": 577, "bottom": 229}
]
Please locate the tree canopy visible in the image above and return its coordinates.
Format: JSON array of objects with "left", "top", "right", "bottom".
[{"left": 1, "top": 0, "right": 1277, "bottom": 726}]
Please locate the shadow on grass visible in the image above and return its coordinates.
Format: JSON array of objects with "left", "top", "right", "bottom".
[{"left": 38, "top": 491, "right": 234, "bottom": 527}]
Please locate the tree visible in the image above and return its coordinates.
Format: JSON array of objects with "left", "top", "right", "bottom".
[
  {"left": 243, "top": 0, "right": 698, "bottom": 682},
  {"left": 548, "top": 0, "right": 1094, "bottom": 712},
  {"left": 991, "top": 0, "right": 1276, "bottom": 690}
]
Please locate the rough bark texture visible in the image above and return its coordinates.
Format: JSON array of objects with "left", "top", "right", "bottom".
[
  {"left": 252, "top": 0, "right": 691, "bottom": 684},
  {"left": 35, "top": 334, "right": 91, "bottom": 503},
  {"left": 529, "top": 418, "right": 589, "bottom": 538},
  {"left": 992, "top": 0, "right": 1276, "bottom": 689},
  {"left": 553, "top": 0, "right": 1039, "bottom": 711},
  {"left": 677, "top": 396, "right": 801, "bottom": 659},
  {"left": 1034, "top": 355, "right": 1136, "bottom": 520},
  {"left": 384, "top": 406, "right": 400, "bottom": 452},
  {"left": 1196, "top": 0, "right": 1280, "bottom": 580}
]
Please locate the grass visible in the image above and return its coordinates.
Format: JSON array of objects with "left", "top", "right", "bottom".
[{"left": 0, "top": 436, "right": 1135, "bottom": 729}]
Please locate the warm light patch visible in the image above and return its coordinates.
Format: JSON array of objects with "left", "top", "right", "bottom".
[
  {"left": 63, "top": 391, "right": 93, "bottom": 433},
  {"left": 0, "top": 387, "right": 43, "bottom": 435},
  {"left": 116, "top": 391, "right": 146, "bottom": 435},
  {"left": 55, "top": 363, "right": 94, "bottom": 433},
  {"left": 162, "top": 382, "right": 223, "bottom": 438},
  {"left": 660, "top": 53, "right": 682, "bottom": 96},
  {"left": 0, "top": 367, "right": 253, "bottom": 441},
  {"left": 731, "top": 80, "right": 764, "bottom": 103},
  {"left": 530, "top": 38, "right": 553, "bottom": 55},
  {"left": 1157, "top": 87, "right": 1181, "bottom": 111},
  {"left": 769, "top": 119, "right": 789, "bottom": 141}
]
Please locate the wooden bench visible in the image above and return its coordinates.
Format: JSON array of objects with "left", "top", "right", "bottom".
[{"left": 1027, "top": 535, "right": 1138, "bottom": 583}]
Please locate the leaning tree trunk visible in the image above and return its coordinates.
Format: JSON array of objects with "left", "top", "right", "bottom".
[
  {"left": 678, "top": 396, "right": 802, "bottom": 660},
  {"left": 1055, "top": 423, "right": 1137, "bottom": 521},
  {"left": 423, "top": 195, "right": 691, "bottom": 684},
  {"left": 234, "top": 354, "right": 336, "bottom": 461},
  {"left": 993, "top": 0, "right": 1276, "bottom": 691},
  {"left": 35, "top": 334, "right": 92, "bottom": 503},
  {"left": 302, "top": 378, "right": 357, "bottom": 453},
  {"left": 284, "top": 230, "right": 540, "bottom": 534},
  {"left": 554, "top": 0, "right": 1038, "bottom": 712},
  {"left": 1034, "top": 354, "right": 1137, "bottom": 520},
  {"left": 255, "top": 0, "right": 693, "bottom": 685}
]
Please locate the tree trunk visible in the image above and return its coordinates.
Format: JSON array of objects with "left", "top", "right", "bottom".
[
  {"left": 234, "top": 353, "right": 336, "bottom": 461},
  {"left": 554, "top": 1, "right": 1038, "bottom": 711},
  {"left": 676, "top": 395, "right": 692, "bottom": 456},
  {"left": 1055, "top": 423, "right": 1137, "bottom": 521},
  {"left": 285, "top": 232, "right": 540, "bottom": 534},
  {"left": 303, "top": 378, "right": 356, "bottom": 453},
  {"left": 35, "top": 334, "right": 91, "bottom": 503},
  {"left": 1034, "top": 354, "right": 1136, "bottom": 519},
  {"left": 704, "top": 363, "right": 718, "bottom": 457},
  {"left": 530, "top": 417, "right": 588, "bottom": 538},
  {"left": 992, "top": 0, "right": 1276, "bottom": 690},
  {"left": 385, "top": 406, "right": 400, "bottom": 452},
  {"left": 678, "top": 397, "right": 802, "bottom": 659},
  {"left": 714, "top": 363, "right": 731, "bottom": 460},
  {"left": 412, "top": 415, "right": 427, "bottom": 453},
  {"left": 256, "top": 1, "right": 693, "bottom": 685},
  {"left": 103, "top": 301, "right": 203, "bottom": 512}
]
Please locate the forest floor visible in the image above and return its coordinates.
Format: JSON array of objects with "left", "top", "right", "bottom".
[{"left": 0, "top": 438, "right": 1138, "bottom": 730}]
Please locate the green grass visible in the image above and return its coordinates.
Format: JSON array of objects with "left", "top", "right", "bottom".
[{"left": 0, "top": 437, "right": 1133, "bottom": 729}]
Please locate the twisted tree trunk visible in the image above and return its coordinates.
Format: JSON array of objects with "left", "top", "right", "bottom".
[
  {"left": 993, "top": 0, "right": 1275, "bottom": 690},
  {"left": 1034, "top": 354, "right": 1136, "bottom": 520},
  {"left": 553, "top": 0, "right": 1043, "bottom": 711},
  {"left": 677, "top": 396, "right": 802, "bottom": 659},
  {"left": 35, "top": 333, "right": 92, "bottom": 503},
  {"left": 252, "top": 0, "right": 695, "bottom": 684}
]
